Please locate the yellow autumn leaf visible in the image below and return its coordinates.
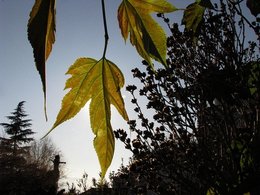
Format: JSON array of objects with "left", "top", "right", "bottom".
[
  {"left": 118, "top": 0, "right": 177, "bottom": 66},
  {"left": 44, "top": 58, "right": 128, "bottom": 179},
  {"left": 27, "top": 0, "right": 56, "bottom": 119}
]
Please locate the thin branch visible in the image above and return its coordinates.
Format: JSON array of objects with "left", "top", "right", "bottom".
[{"left": 101, "top": 0, "right": 109, "bottom": 59}]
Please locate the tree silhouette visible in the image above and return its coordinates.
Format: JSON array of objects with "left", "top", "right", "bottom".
[
  {"left": 0, "top": 101, "right": 35, "bottom": 194},
  {"left": 0, "top": 102, "right": 65, "bottom": 194},
  {"left": 0, "top": 101, "right": 34, "bottom": 154},
  {"left": 28, "top": 137, "right": 61, "bottom": 172},
  {"left": 114, "top": 1, "right": 260, "bottom": 194}
]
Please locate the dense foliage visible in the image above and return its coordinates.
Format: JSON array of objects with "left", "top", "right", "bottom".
[{"left": 113, "top": 1, "right": 260, "bottom": 194}]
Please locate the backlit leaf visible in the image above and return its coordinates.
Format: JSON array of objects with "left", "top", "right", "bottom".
[
  {"left": 182, "top": 1, "right": 205, "bottom": 34},
  {"left": 118, "top": 0, "right": 177, "bottom": 67},
  {"left": 27, "top": 0, "right": 56, "bottom": 119},
  {"left": 45, "top": 58, "right": 128, "bottom": 179}
]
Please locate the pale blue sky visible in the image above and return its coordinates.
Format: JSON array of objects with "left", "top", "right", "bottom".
[{"left": 0, "top": 0, "right": 190, "bottom": 186}]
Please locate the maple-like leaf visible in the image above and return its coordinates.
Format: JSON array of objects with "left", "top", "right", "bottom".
[
  {"left": 45, "top": 58, "right": 128, "bottom": 179},
  {"left": 27, "top": 0, "right": 56, "bottom": 119},
  {"left": 182, "top": 1, "right": 205, "bottom": 34},
  {"left": 118, "top": 0, "right": 177, "bottom": 67}
]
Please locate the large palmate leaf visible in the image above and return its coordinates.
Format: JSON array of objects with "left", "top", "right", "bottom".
[
  {"left": 28, "top": 0, "right": 56, "bottom": 119},
  {"left": 45, "top": 58, "right": 128, "bottom": 178},
  {"left": 118, "top": 0, "right": 177, "bottom": 67}
]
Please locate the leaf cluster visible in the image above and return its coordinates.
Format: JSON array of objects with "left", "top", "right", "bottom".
[
  {"left": 27, "top": 0, "right": 177, "bottom": 179},
  {"left": 25, "top": 0, "right": 260, "bottom": 179}
]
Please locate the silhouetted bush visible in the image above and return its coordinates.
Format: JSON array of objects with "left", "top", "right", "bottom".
[{"left": 113, "top": 1, "right": 260, "bottom": 194}]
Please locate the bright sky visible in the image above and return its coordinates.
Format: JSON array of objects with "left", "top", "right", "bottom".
[{"left": 0, "top": 0, "right": 190, "bottom": 187}]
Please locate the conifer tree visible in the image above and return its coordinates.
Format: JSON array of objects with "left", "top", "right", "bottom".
[
  {"left": 0, "top": 101, "right": 34, "bottom": 155},
  {"left": 0, "top": 101, "right": 35, "bottom": 194}
]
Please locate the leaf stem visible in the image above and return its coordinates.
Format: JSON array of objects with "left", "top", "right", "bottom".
[{"left": 101, "top": 0, "right": 109, "bottom": 58}]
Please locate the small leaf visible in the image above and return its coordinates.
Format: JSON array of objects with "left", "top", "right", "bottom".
[
  {"left": 248, "top": 61, "right": 260, "bottom": 95},
  {"left": 247, "top": 0, "right": 260, "bottom": 17},
  {"left": 206, "top": 187, "right": 216, "bottom": 195},
  {"left": 45, "top": 58, "right": 128, "bottom": 179},
  {"left": 118, "top": 0, "right": 177, "bottom": 67},
  {"left": 27, "top": 0, "right": 56, "bottom": 119},
  {"left": 182, "top": 1, "right": 205, "bottom": 34}
]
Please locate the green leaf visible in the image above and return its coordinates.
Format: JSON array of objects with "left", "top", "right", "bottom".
[
  {"left": 247, "top": 0, "right": 260, "bottom": 17},
  {"left": 27, "top": 0, "right": 56, "bottom": 119},
  {"left": 182, "top": 1, "right": 205, "bottom": 34},
  {"left": 118, "top": 0, "right": 177, "bottom": 67},
  {"left": 206, "top": 187, "right": 216, "bottom": 195},
  {"left": 44, "top": 58, "right": 128, "bottom": 179},
  {"left": 248, "top": 61, "right": 260, "bottom": 95}
]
